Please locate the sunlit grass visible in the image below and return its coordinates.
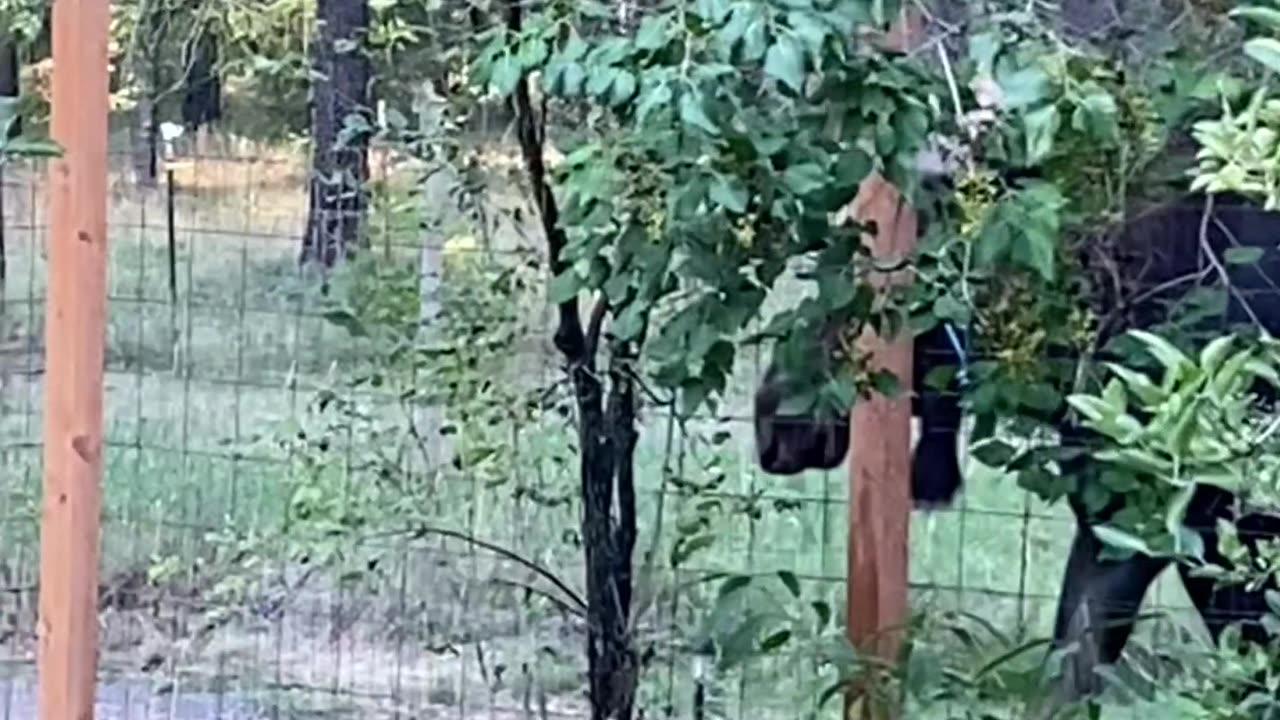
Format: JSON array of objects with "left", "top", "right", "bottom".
[{"left": 0, "top": 139, "right": 1218, "bottom": 719}]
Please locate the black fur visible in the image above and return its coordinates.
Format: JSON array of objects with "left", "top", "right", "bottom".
[{"left": 752, "top": 191, "right": 1280, "bottom": 715}]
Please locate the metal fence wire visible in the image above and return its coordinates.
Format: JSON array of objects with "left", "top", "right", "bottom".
[
  {"left": 0, "top": 133, "right": 1213, "bottom": 720},
  {"left": 0, "top": 1, "right": 1249, "bottom": 717}
]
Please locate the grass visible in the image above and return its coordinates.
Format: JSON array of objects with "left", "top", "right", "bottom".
[{"left": 0, "top": 135, "right": 1222, "bottom": 720}]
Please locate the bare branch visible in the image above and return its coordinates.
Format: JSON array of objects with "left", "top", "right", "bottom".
[
  {"left": 1198, "top": 195, "right": 1263, "bottom": 329},
  {"left": 409, "top": 523, "right": 588, "bottom": 612},
  {"left": 585, "top": 293, "right": 609, "bottom": 360}
]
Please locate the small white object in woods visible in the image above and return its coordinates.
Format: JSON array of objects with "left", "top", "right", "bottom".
[{"left": 159, "top": 122, "right": 184, "bottom": 161}]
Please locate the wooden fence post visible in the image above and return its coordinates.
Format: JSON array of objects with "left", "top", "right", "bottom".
[
  {"left": 37, "top": 0, "right": 112, "bottom": 717},
  {"left": 846, "top": 8, "right": 925, "bottom": 720}
]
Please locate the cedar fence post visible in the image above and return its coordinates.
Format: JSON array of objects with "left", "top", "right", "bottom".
[
  {"left": 37, "top": 0, "right": 112, "bottom": 717},
  {"left": 845, "top": 8, "right": 925, "bottom": 720}
]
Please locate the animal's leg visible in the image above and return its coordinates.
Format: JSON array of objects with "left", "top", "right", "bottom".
[
  {"left": 1177, "top": 516, "right": 1276, "bottom": 646},
  {"left": 1035, "top": 520, "right": 1170, "bottom": 719},
  {"left": 1178, "top": 510, "right": 1280, "bottom": 716},
  {"left": 911, "top": 323, "right": 965, "bottom": 507}
]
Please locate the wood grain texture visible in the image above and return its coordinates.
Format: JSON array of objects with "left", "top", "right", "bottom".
[
  {"left": 845, "top": 10, "right": 925, "bottom": 720},
  {"left": 38, "top": 0, "right": 112, "bottom": 718}
]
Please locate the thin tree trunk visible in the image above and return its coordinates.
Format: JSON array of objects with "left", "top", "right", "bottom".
[
  {"left": 414, "top": 78, "right": 449, "bottom": 481},
  {"left": 299, "top": 0, "right": 372, "bottom": 268},
  {"left": 132, "top": 96, "right": 158, "bottom": 188},
  {"left": 131, "top": 10, "right": 165, "bottom": 189},
  {"left": 504, "top": 0, "right": 640, "bottom": 716}
]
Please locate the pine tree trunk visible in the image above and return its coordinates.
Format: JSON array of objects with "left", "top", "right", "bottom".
[{"left": 299, "top": 0, "right": 372, "bottom": 268}]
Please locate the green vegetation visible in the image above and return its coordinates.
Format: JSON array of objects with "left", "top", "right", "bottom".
[{"left": 11, "top": 0, "right": 1280, "bottom": 718}]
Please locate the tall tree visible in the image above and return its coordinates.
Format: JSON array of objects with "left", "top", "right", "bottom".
[
  {"left": 299, "top": 0, "right": 372, "bottom": 268},
  {"left": 128, "top": 1, "right": 169, "bottom": 188}
]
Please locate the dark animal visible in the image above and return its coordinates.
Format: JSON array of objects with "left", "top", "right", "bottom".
[
  {"left": 753, "top": 190, "right": 1280, "bottom": 716},
  {"left": 181, "top": 30, "right": 222, "bottom": 132}
]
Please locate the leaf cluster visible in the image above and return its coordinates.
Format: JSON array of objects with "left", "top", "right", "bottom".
[{"left": 472, "top": 0, "right": 937, "bottom": 417}]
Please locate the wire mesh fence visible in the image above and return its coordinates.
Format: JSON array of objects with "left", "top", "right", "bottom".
[{"left": 0, "top": 98, "right": 1223, "bottom": 720}]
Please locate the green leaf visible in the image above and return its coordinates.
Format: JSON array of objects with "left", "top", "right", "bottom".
[
  {"left": 548, "top": 269, "right": 582, "bottom": 304},
  {"left": 786, "top": 10, "right": 830, "bottom": 54},
  {"left": 833, "top": 148, "right": 872, "bottom": 189},
  {"left": 764, "top": 34, "right": 806, "bottom": 92},
  {"left": 783, "top": 163, "right": 827, "bottom": 196},
  {"left": 759, "top": 629, "right": 793, "bottom": 653},
  {"left": 517, "top": 38, "right": 549, "bottom": 69},
  {"left": 1232, "top": 5, "right": 1280, "bottom": 31},
  {"left": 1092, "top": 525, "right": 1154, "bottom": 557},
  {"left": 561, "top": 62, "right": 587, "bottom": 95},
  {"left": 490, "top": 52, "right": 522, "bottom": 96},
  {"left": 740, "top": 12, "right": 768, "bottom": 61},
  {"left": 811, "top": 600, "right": 832, "bottom": 628},
  {"left": 998, "top": 65, "right": 1051, "bottom": 110},
  {"left": 1166, "top": 483, "right": 1197, "bottom": 552},
  {"left": 1199, "top": 334, "right": 1237, "bottom": 376},
  {"left": 679, "top": 90, "right": 720, "bottom": 135},
  {"left": 1224, "top": 246, "right": 1265, "bottom": 265},
  {"left": 1095, "top": 448, "right": 1172, "bottom": 476},
  {"left": 674, "top": 534, "right": 716, "bottom": 565},
  {"left": 710, "top": 174, "right": 748, "bottom": 213},
  {"left": 635, "top": 15, "right": 673, "bottom": 51},
  {"left": 694, "top": 0, "right": 732, "bottom": 23},
  {"left": 1102, "top": 378, "right": 1127, "bottom": 413},
  {"left": 1067, "top": 394, "right": 1113, "bottom": 424},
  {"left": 322, "top": 307, "right": 367, "bottom": 338},
  {"left": 1128, "top": 330, "right": 1192, "bottom": 374},
  {"left": 1265, "top": 589, "right": 1280, "bottom": 616},
  {"left": 1072, "top": 89, "right": 1119, "bottom": 141},
  {"left": 610, "top": 70, "right": 638, "bottom": 106},
  {"left": 1245, "top": 37, "right": 1280, "bottom": 75},
  {"left": 932, "top": 293, "right": 971, "bottom": 325},
  {"left": 636, "top": 81, "right": 673, "bottom": 123},
  {"left": 968, "top": 31, "right": 1000, "bottom": 75},
  {"left": 972, "top": 439, "right": 1017, "bottom": 468},
  {"left": 3, "top": 138, "right": 61, "bottom": 158},
  {"left": 777, "top": 570, "right": 801, "bottom": 598},
  {"left": 560, "top": 33, "right": 590, "bottom": 62},
  {"left": 586, "top": 66, "right": 619, "bottom": 99},
  {"left": 718, "top": 574, "right": 753, "bottom": 598},
  {"left": 1023, "top": 104, "right": 1060, "bottom": 164},
  {"left": 1104, "top": 363, "right": 1165, "bottom": 406},
  {"left": 1015, "top": 224, "right": 1056, "bottom": 281}
]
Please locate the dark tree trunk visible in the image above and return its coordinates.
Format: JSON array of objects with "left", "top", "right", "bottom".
[
  {"left": 299, "top": 0, "right": 372, "bottom": 268},
  {"left": 181, "top": 28, "right": 221, "bottom": 131},
  {"left": 131, "top": 87, "right": 159, "bottom": 187},
  {"left": 505, "top": 1, "right": 639, "bottom": 716},
  {"left": 131, "top": 8, "right": 166, "bottom": 189},
  {"left": 0, "top": 33, "right": 21, "bottom": 139}
]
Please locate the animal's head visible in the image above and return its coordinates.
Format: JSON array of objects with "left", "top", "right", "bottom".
[{"left": 752, "top": 323, "right": 851, "bottom": 475}]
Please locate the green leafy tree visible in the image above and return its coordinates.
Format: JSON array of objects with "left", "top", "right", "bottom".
[{"left": 468, "top": 0, "right": 940, "bottom": 715}]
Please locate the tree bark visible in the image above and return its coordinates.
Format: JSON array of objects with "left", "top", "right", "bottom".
[
  {"left": 131, "top": 96, "right": 158, "bottom": 188},
  {"left": 300, "top": 0, "right": 372, "bottom": 268},
  {"left": 0, "top": 32, "right": 20, "bottom": 139},
  {"left": 505, "top": 0, "right": 639, "bottom": 715},
  {"left": 130, "top": 9, "right": 165, "bottom": 189}
]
